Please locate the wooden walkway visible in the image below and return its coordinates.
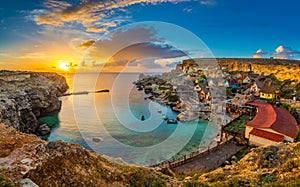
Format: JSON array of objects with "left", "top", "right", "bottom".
[
  {"left": 151, "top": 138, "right": 246, "bottom": 175},
  {"left": 171, "top": 141, "right": 245, "bottom": 174}
]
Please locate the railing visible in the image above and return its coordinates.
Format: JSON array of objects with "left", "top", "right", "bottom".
[{"left": 150, "top": 137, "right": 234, "bottom": 169}]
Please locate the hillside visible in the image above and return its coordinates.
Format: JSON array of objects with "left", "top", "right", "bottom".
[
  {"left": 183, "top": 142, "right": 300, "bottom": 187},
  {"left": 0, "top": 124, "right": 176, "bottom": 186}
]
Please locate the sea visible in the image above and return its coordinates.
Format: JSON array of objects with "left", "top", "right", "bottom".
[{"left": 48, "top": 72, "right": 219, "bottom": 166}]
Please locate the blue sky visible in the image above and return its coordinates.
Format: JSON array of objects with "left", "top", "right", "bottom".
[{"left": 0, "top": 0, "right": 300, "bottom": 71}]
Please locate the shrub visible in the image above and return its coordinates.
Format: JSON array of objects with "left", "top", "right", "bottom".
[{"left": 0, "top": 175, "right": 13, "bottom": 187}]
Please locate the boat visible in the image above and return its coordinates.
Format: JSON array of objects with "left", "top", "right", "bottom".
[
  {"left": 141, "top": 115, "right": 145, "bottom": 121},
  {"left": 162, "top": 114, "right": 168, "bottom": 121},
  {"left": 167, "top": 119, "right": 178, "bottom": 124}
]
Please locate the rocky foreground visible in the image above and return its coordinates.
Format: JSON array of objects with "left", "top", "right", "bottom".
[
  {"left": 0, "top": 70, "right": 68, "bottom": 134},
  {"left": 0, "top": 124, "right": 175, "bottom": 186},
  {"left": 2, "top": 122, "right": 300, "bottom": 187}
]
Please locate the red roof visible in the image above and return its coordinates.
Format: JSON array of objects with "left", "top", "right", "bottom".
[
  {"left": 246, "top": 101, "right": 298, "bottom": 139},
  {"left": 250, "top": 128, "right": 284, "bottom": 142}
]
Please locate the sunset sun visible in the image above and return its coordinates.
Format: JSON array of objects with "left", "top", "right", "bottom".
[{"left": 58, "top": 62, "right": 70, "bottom": 71}]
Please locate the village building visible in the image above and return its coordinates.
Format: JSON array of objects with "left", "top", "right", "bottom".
[
  {"left": 245, "top": 101, "right": 298, "bottom": 146},
  {"left": 259, "top": 79, "right": 281, "bottom": 100},
  {"left": 249, "top": 74, "right": 280, "bottom": 100}
]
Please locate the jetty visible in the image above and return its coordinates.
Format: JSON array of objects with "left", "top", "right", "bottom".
[{"left": 61, "top": 89, "right": 109, "bottom": 96}]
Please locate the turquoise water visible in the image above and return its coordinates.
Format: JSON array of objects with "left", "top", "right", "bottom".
[{"left": 48, "top": 73, "right": 219, "bottom": 165}]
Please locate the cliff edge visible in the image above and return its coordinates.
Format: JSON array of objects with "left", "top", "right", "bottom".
[{"left": 0, "top": 70, "right": 69, "bottom": 133}]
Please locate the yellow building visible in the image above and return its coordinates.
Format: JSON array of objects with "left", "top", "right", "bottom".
[
  {"left": 259, "top": 80, "right": 280, "bottom": 100},
  {"left": 259, "top": 91, "right": 279, "bottom": 100}
]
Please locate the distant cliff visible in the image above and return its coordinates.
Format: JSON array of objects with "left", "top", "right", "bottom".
[
  {"left": 0, "top": 70, "right": 69, "bottom": 134},
  {"left": 218, "top": 58, "right": 300, "bottom": 82},
  {"left": 181, "top": 58, "right": 300, "bottom": 82}
]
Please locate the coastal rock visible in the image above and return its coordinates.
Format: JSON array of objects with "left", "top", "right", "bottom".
[
  {"left": 0, "top": 124, "right": 175, "bottom": 186},
  {"left": 0, "top": 70, "right": 68, "bottom": 134}
]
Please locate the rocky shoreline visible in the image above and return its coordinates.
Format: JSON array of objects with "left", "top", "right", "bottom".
[
  {"left": 0, "top": 70, "right": 175, "bottom": 186},
  {"left": 0, "top": 70, "right": 69, "bottom": 135}
]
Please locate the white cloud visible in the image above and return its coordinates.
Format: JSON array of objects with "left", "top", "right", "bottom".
[
  {"left": 154, "top": 58, "right": 179, "bottom": 67},
  {"left": 271, "top": 45, "right": 300, "bottom": 59},
  {"left": 252, "top": 49, "right": 268, "bottom": 58},
  {"left": 200, "top": 0, "right": 216, "bottom": 6}
]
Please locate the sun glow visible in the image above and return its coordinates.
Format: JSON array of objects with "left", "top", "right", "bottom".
[{"left": 58, "top": 62, "right": 70, "bottom": 71}]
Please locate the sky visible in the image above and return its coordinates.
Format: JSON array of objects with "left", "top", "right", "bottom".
[{"left": 0, "top": 0, "right": 300, "bottom": 72}]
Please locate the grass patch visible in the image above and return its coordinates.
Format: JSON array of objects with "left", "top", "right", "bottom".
[
  {"left": 235, "top": 148, "right": 250, "bottom": 161},
  {"left": 0, "top": 175, "right": 13, "bottom": 187}
]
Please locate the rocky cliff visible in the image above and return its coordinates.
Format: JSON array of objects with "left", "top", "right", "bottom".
[
  {"left": 182, "top": 58, "right": 300, "bottom": 82},
  {"left": 0, "top": 70, "right": 69, "bottom": 134},
  {"left": 218, "top": 58, "right": 300, "bottom": 82},
  {"left": 0, "top": 124, "right": 175, "bottom": 186}
]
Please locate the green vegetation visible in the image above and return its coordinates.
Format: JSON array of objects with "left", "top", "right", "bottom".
[
  {"left": 0, "top": 175, "right": 13, "bottom": 187},
  {"left": 235, "top": 148, "right": 250, "bottom": 161},
  {"left": 127, "top": 169, "right": 166, "bottom": 187},
  {"left": 259, "top": 174, "right": 277, "bottom": 186},
  {"left": 224, "top": 115, "right": 249, "bottom": 134},
  {"left": 168, "top": 95, "right": 179, "bottom": 103}
]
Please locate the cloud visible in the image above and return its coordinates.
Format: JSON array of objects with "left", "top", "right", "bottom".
[
  {"left": 271, "top": 45, "right": 300, "bottom": 59},
  {"left": 183, "top": 7, "right": 193, "bottom": 13},
  {"left": 33, "top": 0, "right": 204, "bottom": 33},
  {"left": 252, "top": 49, "right": 268, "bottom": 58},
  {"left": 107, "top": 42, "right": 187, "bottom": 67},
  {"left": 85, "top": 25, "right": 164, "bottom": 61},
  {"left": 154, "top": 58, "right": 180, "bottom": 68},
  {"left": 76, "top": 40, "right": 96, "bottom": 49},
  {"left": 200, "top": 0, "right": 216, "bottom": 6},
  {"left": 18, "top": 52, "right": 47, "bottom": 59}
]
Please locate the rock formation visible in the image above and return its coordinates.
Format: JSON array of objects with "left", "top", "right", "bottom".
[
  {"left": 0, "top": 70, "right": 69, "bottom": 134},
  {"left": 218, "top": 58, "right": 300, "bottom": 82},
  {"left": 182, "top": 58, "right": 300, "bottom": 82},
  {"left": 0, "top": 124, "right": 175, "bottom": 186}
]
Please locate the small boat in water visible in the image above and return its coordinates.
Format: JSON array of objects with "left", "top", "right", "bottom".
[
  {"left": 162, "top": 114, "right": 168, "bottom": 121},
  {"left": 167, "top": 119, "right": 178, "bottom": 124},
  {"left": 141, "top": 115, "right": 145, "bottom": 121}
]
